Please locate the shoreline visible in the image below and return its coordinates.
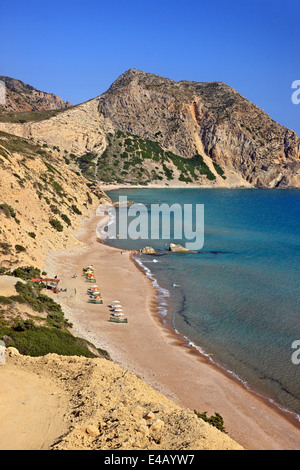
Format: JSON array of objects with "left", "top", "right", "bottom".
[
  {"left": 44, "top": 211, "right": 300, "bottom": 450},
  {"left": 130, "top": 252, "right": 300, "bottom": 429}
]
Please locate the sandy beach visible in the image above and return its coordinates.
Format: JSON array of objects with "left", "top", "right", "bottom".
[{"left": 45, "top": 212, "right": 300, "bottom": 451}]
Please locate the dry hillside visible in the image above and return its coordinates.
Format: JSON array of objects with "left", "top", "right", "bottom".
[
  {"left": 0, "top": 348, "right": 243, "bottom": 450},
  {"left": 0, "top": 129, "right": 108, "bottom": 268}
]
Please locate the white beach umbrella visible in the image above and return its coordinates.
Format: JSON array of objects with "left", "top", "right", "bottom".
[{"left": 112, "top": 300, "right": 121, "bottom": 304}]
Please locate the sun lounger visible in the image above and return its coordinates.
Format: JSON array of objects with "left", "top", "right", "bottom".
[{"left": 109, "top": 317, "right": 128, "bottom": 323}]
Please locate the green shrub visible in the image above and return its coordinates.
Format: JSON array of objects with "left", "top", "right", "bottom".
[
  {"left": 49, "top": 218, "right": 63, "bottom": 232},
  {"left": 11, "top": 266, "right": 41, "bottom": 280},
  {"left": 0, "top": 324, "right": 98, "bottom": 357},
  {"left": 61, "top": 213, "right": 71, "bottom": 226},
  {"left": 0, "top": 203, "right": 16, "bottom": 218},
  {"left": 212, "top": 161, "right": 226, "bottom": 179},
  {"left": 43, "top": 161, "right": 57, "bottom": 174},
  {"left": 28, "top": 232, "right": 36, "bottom": 239},
  {"left": 86, "top": 192, "right": 92, "bottom": 204},
  {"left": 194, "top": 410, "right": 227, "bottom": 433},
  {"left": 9, "top": 294, "right": 27, "bottom": 304},
  {"left": 13, "top": 281, "right": 70, "bottom": 327},
  {"left": 0, "top": 296, "right": 12, "bottom": 305},
  {"left": 71, "top": 205, "right": 82, "bottom": 215},
  {"left": 0, "top": 242, "right": 12, "bottom": 255},
  {"left": 15, "top": 244, "right": 26, "bottom": 253},
  {"left": 52, "top": 181, "right": 64, "bottom": 194},
  {"left": 50, "top": 205, "right": 60, "bottom": 214},
  {"left": 13, "top": 319, "right": 36, "bottom": 331}
]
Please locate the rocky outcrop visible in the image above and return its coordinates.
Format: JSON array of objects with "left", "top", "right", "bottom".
[
  {"left": 141, "top": 246, "right": 156, "bottom": 253},
  {"left": 0, "top": 76, "right": 72, "bottom": 112},
  {"left": 0, "top": 99, "right": 115, "bottom": 156},
  {"left": 169, "top": 243, "right": 190, "bottom": 252}
]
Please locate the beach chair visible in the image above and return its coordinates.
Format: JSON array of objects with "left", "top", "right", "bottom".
[{"left": 109, "top": 317, "right": 128, "bottom": 323}]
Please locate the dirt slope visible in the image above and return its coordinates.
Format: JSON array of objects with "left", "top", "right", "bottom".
[{"left": 0, "top": 348, "right": 243, "bottom": 450}]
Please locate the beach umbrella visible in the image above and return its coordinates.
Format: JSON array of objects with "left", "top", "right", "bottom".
[{"left": 112, "top": 300, "right": 121, "bottom": 304}]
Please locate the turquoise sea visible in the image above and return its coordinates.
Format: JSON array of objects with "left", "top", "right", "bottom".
[{"left": 105, "top": 188, "right": 300, "bottom": 421}]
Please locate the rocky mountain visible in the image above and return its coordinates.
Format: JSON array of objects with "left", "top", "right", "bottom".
[
  {"left": 0, "top": 69, "right": 299, "bottom": 188},
  {"left": 0, "top": 76, "right": 72, "bottom": 113},
  {"left": 98, "top": 69, "right": 300, "bottom": 188}
]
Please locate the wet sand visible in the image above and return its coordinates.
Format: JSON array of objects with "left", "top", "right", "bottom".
[{"left": 45, "top": 213, "right": 300, "bottom": 450}]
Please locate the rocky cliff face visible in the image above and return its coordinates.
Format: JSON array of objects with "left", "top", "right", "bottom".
[
  {"left": 0, "top": 69, "right": 299, "bottom": 188},
  {"left": 97, "top": 69, "right": 300, "bottom": 188},
  {"left": 0, "top": 76, "right": 72, "bottom": 112}
]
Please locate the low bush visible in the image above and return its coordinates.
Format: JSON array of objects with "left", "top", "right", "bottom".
[
  {"left": 0, "top": 323, "right": 98, "bottom": 358},
  {"left": 13, "top": 281, "right": 71, "bottom": 328},
  {"left": 0, "top": 243, "right": 12, "bottom": 255},
  {"left": 11, "top": 266, "right": 41, "bottom": 280},
  {"left": 15, "top": 244, "right": 26, "bottom": 253},
  {"left": 61, "top": 213, "right": 71, "bottom": 226},
  {"left": 0, "top": 203, "right": 16, "bottom": 218},
  {"left": 0, "top": 296, "right": 12, "bottom": 305},
  {"left": 194, "top": 410, "right": 227, "bottom": 433},
  {"left": 49, "top": 218, "right": 63, "bottom": 232},
  {"left": 71, "top": 205, "right": 82, "bottom": 215}
]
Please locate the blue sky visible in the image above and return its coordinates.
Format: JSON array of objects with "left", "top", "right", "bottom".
[{"left": 1, "top": 0, "right": 300, "bottom": 135}]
